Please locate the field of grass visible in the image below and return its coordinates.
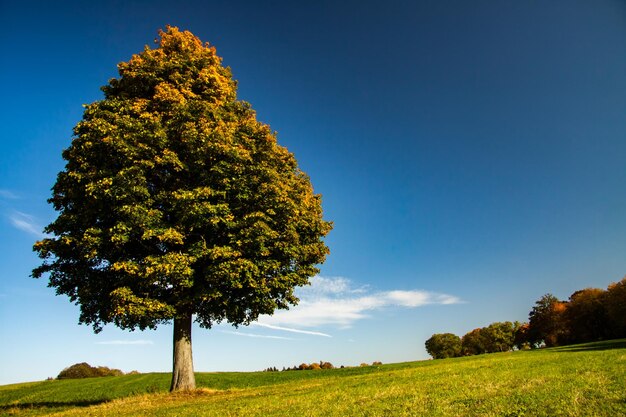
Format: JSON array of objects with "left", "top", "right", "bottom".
[{"left": 1, "top": 339, "right": 625, "bottom": 416}]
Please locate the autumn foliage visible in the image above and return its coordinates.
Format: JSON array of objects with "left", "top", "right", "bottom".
[{"left": 526, "top": 278, "right": 626, "bottom": 347}]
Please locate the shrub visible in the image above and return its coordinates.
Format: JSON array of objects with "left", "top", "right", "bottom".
[
  {"left": 96, "top": 366, "right": 123, "bottom": 377},
  {"left": 57, "top": 363, "right": 124, "bottom": 379},
  {"left": 283, "top": 361, "right": 336, "bottom": 371},
  {"left": 372, "top": 361, "right": 383, "bottom": 366}
]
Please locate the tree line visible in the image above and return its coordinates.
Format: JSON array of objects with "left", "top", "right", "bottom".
[{"left": 425, "top": 276, "right": 626, "bottom": 359}]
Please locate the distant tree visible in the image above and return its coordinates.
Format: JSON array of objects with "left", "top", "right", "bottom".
[
  {"left": 425, "top": 333, "right": 462, "bottom": 359},
  {"left": 513, "top": 322, "right": 531, "bottom": 350},
  {"left": 32, "top": 27, "right": 331, "bottom": 392},
  {"left": 309, "top": 363, "right": 321, "bottom": 370},
  {"left": 57, "top": 363, "right": 123, "bottom": 379},
  {"left": 372, "top": 361, "right": 383, "bottom": 366},
  {"left": 320, "top": 361, "right": 334, "bottom": 369},
  {"left": 298, "top": 363, "right": 310, "bottom": 371},
  {"left": 461, "top": 328, "right": 487, "bottom": 356},
  {"left": 481, "top": 322, "right": 516, "bottom": 353},
  {"left": 58, "top": 363, "right": 96, "bottom": 379},
  {"left": 95, "top": 366, "right": 124, "bottom": 377},
  {"left": 564, "top": 288, "right": 609, "bottom": 344},
  {"left": 527, "top": 294, "right": 568, "bottom": 347},
  {"left": 605, "top": 277, "right": 626, "bottom": 338}
]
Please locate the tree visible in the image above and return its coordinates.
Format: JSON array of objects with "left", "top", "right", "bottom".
[
  {"left": 32, "top": 27, "right": 332, "bottom": 392},
  {"left": 564, "top": 288, "right": 609, "bottom": 344},
  {"left": 527, "top": 294, "right": 568, "bottom": 347},
  {"left": 461, "top": 328, "right": 487, "bottom": 356},
  {"left": 481, "top": 321, "right": 517, "bottom": 353},
  {"left": 425, "top": 333, "right": 462, "bottom": 359},
  {"left": 605, "top": 277, "right": 626, "bottom": 338},
  {"left": 513, "top": 322, "right": 531, "bottom": 350}
]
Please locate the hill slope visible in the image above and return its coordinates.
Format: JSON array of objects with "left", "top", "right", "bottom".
[{"left": 1, "top": 339, "right": 625, "bottom": 416}]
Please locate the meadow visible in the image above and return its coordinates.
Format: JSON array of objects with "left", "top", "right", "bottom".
[{"left": 1, "top": 339, "right": 624, "bottom": 416}]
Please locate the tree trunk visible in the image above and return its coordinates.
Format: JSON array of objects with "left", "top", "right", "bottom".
[{"left": 170, "top": 314, "right": 196, "bottom": 392}]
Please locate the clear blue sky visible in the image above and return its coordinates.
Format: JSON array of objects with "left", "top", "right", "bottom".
[{"left": 1, "top": 0, "right": 625, "bottom": 384}]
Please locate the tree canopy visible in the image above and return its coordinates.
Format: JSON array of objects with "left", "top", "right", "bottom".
[
  {"left": 33, "top": 26, "right": 332, "bottom": 391},
  {"left": 527, "top": 294, "right": 568, "bottom": 347},
  {"left": 425, "top": 333, "right": 462, "bottom": 359}
]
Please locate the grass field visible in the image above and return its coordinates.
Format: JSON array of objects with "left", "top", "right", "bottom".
[{"left": 1, "top": 339, "right": 625, "bottom": 416}]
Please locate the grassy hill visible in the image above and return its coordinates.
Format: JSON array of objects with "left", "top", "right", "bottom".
[{"left": 1, "top": 339, "right": 625, "bottom": 416}]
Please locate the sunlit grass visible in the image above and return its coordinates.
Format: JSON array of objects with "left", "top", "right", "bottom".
[{"left": 1, "top": 339, "right": 624, "bottom": 416}]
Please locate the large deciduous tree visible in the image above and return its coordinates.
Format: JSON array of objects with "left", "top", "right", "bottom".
[{"left": 33, "top": 27, "right": 332, "bottom": 391}]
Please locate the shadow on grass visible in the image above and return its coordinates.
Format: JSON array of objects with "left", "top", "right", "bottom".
[
  {"left": 550, "top": 339, "right": 626, "bottom": 353},
  {"left": 0, "top": 399, "right": 109, "bottom": 411}
]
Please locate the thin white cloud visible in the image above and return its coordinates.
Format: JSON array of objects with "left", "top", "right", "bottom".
[
  {"left": 95, "top": 340, "right": 154, "bottom": 345},
  {"left": 220, "top": 330, "right": 292, "bottom": 340},
  {"left": 385, "top": 290, "right": 462, "bottom": 307},
  {"left": 0, "top": 189, "right": 18, "bottom": 199},
  {"left": 298, "top": 276, "right": 369, "bottom": 296},
  {"left": 257, "top": 276, "right": 462, "bottom": 330},
  {"left": 252, "top": 323, "right": 332, "bottom": 338},
  {"left": 9, "top": 211, "right": 46, "bottom": 238}
]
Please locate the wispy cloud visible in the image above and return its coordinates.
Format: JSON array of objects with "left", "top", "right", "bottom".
[
  {"left": 252, "top": 323, "right": 331, "bottom": 338},
  {"left": 9, "top": 211, "right": 46, "bottom": 238},
  {"left": 0, "top": 189, "right": 19, "bottom": 199},
  {"left": 257, "top": 276, "right": 462, "bottom": 331},
  {"left": 95, "top": 340, "right": 154, "bottom": 345},
  {"left": 220, "top": 330, "right": 293, "bottom": 340},
  {"left": 298, "top": 276, "right": 369, "bottom": 296}
]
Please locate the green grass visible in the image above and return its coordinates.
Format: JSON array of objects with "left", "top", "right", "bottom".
[{"left": 1, "top": 339, "right": 625, "bottom": 416}]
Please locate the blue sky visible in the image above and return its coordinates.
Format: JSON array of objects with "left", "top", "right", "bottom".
[{"left": 1, "top": 0, "right": 625, "bottom": 384}]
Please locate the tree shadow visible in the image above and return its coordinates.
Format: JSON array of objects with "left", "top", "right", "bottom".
[
  {"left": 550, "top": 339, "right": 626, "bottom": 352},
  {"left": 0, "top": 399, "right": 109, "bottom": 412}
]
